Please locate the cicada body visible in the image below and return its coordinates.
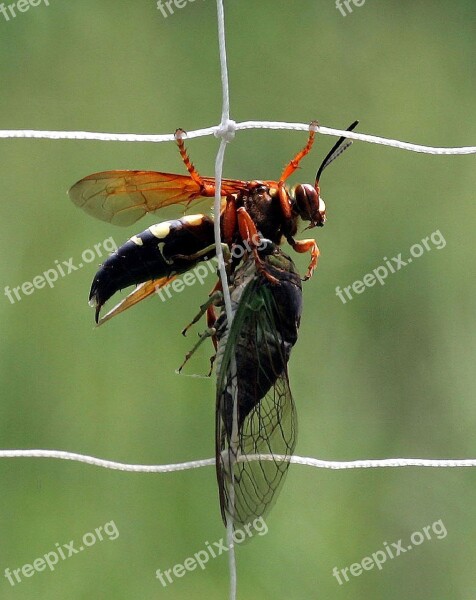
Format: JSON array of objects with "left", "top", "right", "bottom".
[{"left": 213, "top": 242, "right": 302, "bottom": 526}]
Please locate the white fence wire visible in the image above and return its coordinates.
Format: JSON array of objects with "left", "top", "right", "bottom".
[
  {"left": 1, "top": 121, "right": 475, "bottom": 154},
  {"left": 3, "top": 449, "right": 476, "bottom": 472},
  {"left": 1, "top": 0, "right": 475, "bottom": 598}
]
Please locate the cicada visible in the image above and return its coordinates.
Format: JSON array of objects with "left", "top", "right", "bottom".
[{"left": 213, "top": 241, "right": 302, "bottom": 526}]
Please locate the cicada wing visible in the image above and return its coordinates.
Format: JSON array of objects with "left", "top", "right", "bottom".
[
  {"left": 217, "top": 371, "right": 297, "bottom": 528},
  {"left": 216, "top": 281, "right": 298, "bottom": 528}
]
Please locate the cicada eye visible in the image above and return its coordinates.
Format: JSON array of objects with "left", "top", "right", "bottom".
[{"left": 294, "top": 183, "right": 326, "bottom": 227}]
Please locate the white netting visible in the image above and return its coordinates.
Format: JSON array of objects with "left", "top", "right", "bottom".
[
  {"left": 3, "top": 449, "right": 476, "bottom": 471},
  {"left": 1, "top": 121, "right": 475, "bottom": 154},
  {"left": 1, "top": 1, "right": 475, "bottom": 599}
]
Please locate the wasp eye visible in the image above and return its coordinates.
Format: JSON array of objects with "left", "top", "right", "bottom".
[{"left": 294, "top": 184, "right": 325, "bottom": 227}]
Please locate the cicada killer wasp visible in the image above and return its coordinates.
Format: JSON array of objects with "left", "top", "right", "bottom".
[
  {"left": 69, "top": 121, "right": 358, "bottom": 324},
  {"left": 68, "top": 121, "right": 357, "bottom": 525}
]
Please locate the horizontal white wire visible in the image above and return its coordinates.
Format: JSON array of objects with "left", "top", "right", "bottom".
[
  {"left": 1, "top": 121, "right": 475, "bottom": 154},
  {"left": 2, "top": 449, "right": 476, "bottom": 472},
  {"left": 0, "top": 449, "right": 214, "bottom": 472}
]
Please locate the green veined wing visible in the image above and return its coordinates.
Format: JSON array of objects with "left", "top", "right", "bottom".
[{"left": 215, "top": 247, "right": 302, "bottom": 527}]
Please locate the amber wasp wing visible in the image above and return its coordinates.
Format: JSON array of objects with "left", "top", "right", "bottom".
[{"left": 68, "top": 170, "right": 247, "bottom": 226}]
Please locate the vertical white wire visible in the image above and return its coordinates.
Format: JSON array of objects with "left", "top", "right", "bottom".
[
  {"left": 214, "top": 140, "right": 233, "bottom": 322},
  {"left": 214, "top": 0, "right": 233, "bottom": 323},
  {"left": 214, "top": 1, "right": 238, "bottom": 599},
  {"left": 216, "top": 0, "right": 230, "bottom": 124}
]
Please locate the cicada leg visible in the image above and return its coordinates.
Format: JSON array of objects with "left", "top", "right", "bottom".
[
  {"left": 175, "top": 327, "right": 218, "bottom": 375},
  {"left": 178, "top": 284, "right": 224, "bottom": 375},
  {"left": 181, "top": 289, "right": 223, "bottom": 337}
]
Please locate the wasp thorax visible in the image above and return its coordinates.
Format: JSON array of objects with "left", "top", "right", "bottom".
[
  {"left": 293, "top": 183, "right": 326, "bottom": 227},
  {"left": 249, "top": 182, "right": 272, "bottom": 203}
]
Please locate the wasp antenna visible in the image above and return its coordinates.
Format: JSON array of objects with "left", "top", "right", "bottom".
[{"left": 315, "top": 120, "right": 359, "bottom": 185}]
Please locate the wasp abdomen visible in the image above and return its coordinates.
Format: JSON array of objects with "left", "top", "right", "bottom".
[{"left": 89, "top": 214, "right": 215, "bottom": 319}]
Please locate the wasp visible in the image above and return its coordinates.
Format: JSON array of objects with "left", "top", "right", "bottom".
[
  {"left": 69, "top": 121, "right": 357, "bottom": 324},
  {"left": 68, "top": 121, "right": 357, "bottom": 524}
]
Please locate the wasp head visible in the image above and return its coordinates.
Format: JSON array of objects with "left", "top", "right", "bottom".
[
  {"left": 293, "top": 119, "right": 359, "bottom": 230},
  {"left": 293, "top": 183, "right": 326, "bottom": 228}
]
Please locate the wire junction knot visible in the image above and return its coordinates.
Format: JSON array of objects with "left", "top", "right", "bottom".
[{"left": 215, "top": 119, "right": 236, "bottom": 143}]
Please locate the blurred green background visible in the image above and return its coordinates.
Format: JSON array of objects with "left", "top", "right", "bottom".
[{"left": 0, "top": 1, "right": 475, "bottom": 598}]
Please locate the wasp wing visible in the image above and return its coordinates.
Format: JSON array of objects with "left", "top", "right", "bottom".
[
  {"left": 94, "top": 276, "right": 177, "bottom": 326},
  {"left": 215, "top": 258, "right": 300, "bottom": 527},
  {"left": 69, "top": 171, "right": 245, "bottom": 226}
]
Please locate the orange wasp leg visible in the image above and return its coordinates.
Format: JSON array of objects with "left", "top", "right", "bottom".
[
  {"left": 221, "top": 195, "right": 238, "bottom": 245},
  {"left": 277, "top": 120, "right": 319, "bottom": 220},
  {"left": 237, "top": 207, "right": 279, "bottom": 285},
  {"left": 290, "top": 237, "right": 321, "bottom": 281},
  {"left": 279, "top": 121, "right": 319, "bottom": 182},
  {"left": 175, "top": 129, "right": 216, "bottom": 197}
]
